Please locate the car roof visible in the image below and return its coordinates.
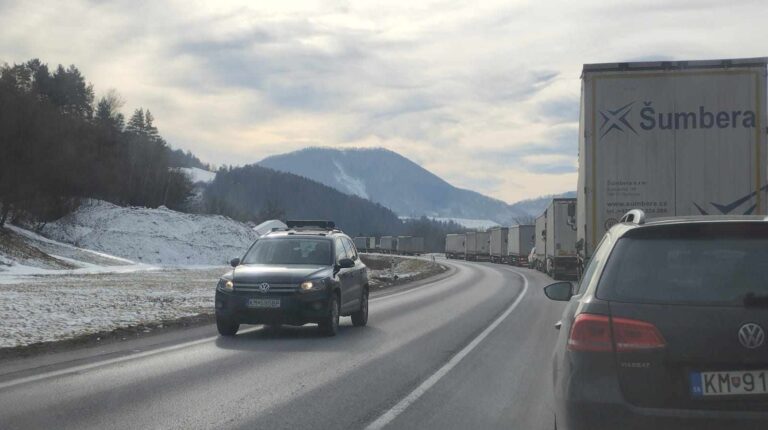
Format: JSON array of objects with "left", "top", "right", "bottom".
[
  {"left": 260, "top": 228, "right": 345, "bottom": 239},
  {"left": 609, "top": 215, "right": 768, "bottom": 239}
]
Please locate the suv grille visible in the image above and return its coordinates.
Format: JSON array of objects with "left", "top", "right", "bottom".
[{"left": 234, "top": 283, "right": 297, "bottom": 293}]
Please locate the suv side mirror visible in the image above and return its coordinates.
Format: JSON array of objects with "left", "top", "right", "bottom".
[
  {"left": 544, "top": 281, "right": 573, "bottom": 301},
  {"left": 337, "top": 258, "right": 355, "bottom": 269},
  {"left": 230, "top": 257, "right": 240, "bottom": 267}
]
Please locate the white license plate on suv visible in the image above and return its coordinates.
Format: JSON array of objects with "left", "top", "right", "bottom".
[
  {"left": 691, "top": 370, "right": 768, "bottom": 397},
  {"left": 247, "top": 298, "right": 281, "bottom": 309}
]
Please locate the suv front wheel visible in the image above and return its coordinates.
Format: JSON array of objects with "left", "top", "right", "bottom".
[
  {"left": 351, "top": 288, "right": 369, "bottom": 327},
  {"left": 216, "top": 315, "right": 239, "bottom": 336},
  {"left": 319, "top": 294, "right": 340, "bottom": 336}
]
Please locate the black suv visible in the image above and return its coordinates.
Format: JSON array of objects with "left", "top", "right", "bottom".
[
  {"left": 545, "top": 210, "right": 768, "bottom": 429},
  {"left": 215, "top": 221, "right": 369, "bottom": 337}
]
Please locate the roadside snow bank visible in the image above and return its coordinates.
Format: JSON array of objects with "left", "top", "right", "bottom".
[
  {"left": 42, "top": 200, "right": 258, "bottom": 265},
  {"left": 360, "top": 254, "right": 446, "bottom": 289},
  {"left": 0, "top": 267, "right": 222, "bottom": 348}
]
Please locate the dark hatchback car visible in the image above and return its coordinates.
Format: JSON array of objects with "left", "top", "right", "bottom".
[
  {"left": 545, "top": 211, "right": 768, "bottom": 430},
  {"left": 215, "top": 221, "right": 369, "bottom": 337}
]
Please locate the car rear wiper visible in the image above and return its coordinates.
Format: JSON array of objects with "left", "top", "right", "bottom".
[{"left": 743, "top": 293, "right": 768, "bottom": 307}]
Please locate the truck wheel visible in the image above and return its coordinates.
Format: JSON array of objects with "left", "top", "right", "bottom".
[
  {"left": 319, "top": 294, "right": 340, "bottom": 336},
  {"left": 351, "top": 288, "right": 369, "bottom": 327},
  {"left": 216, "top": 315, "right": 239, "bottom": 336}
]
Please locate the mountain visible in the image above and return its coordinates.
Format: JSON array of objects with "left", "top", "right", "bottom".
[
  {"left": 202, "top": 164, "right": 403, "bottom": 236},
  {"left": 259, "top": 147, "right": 522, "bottom": 224}
]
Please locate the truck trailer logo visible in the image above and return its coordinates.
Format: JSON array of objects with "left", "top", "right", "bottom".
[
  {"left": 599, "top": 102, "right": 637, "bottom": 138},
  {"left": 693, "top": 184, "right": 768, "bottom": 215},
  {"left": 599, "top": 101, "right": 756, "bottom": 139}
]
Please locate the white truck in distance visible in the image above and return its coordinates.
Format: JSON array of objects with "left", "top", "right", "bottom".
[
  {"left": 577, "top": 58, "right": 768, "bottom": 264},
  {"left": 445, "top": 233, "right": 465, "bottom": 259},
  {"left": 465, "top": 231, "right": 490, "bottom": 261},
  {"left": 533, "top": 212, "right": 547, "bottom": 270},
  {"left": 507, "top": 225, "right": 535, "bottom": 267},
  {"left": 353, "top": 236, "right": 376, "bottom": 252},
  {"left": 488, "top": 227, "right": 509, "bottom": 263},
  {"left": 544, "top": 198, "right": 578, "bottom": 279}
]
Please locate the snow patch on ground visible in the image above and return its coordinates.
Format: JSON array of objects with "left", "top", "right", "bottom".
[
  {"left": 179, "top": 167, "right": 216, "bottom": 184},
  {"left": 41, "top": 200, "right": 258, "bottom": 265},
  {"left": 332, "top": 160, "right": 368, "bottom": 199},
  {"left": 0, "top": 267, "right": 223, "bottom": 348},
  {"left": 360, "top": 254, "right": 445, "bottom": 289}
]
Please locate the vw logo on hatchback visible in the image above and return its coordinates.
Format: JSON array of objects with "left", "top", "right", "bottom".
[
  {"left": 738, "top": 323, "right": 765, "bottom": 349},
  {"left": 257, "top": 283, "right": 271, "bottom": 293}
]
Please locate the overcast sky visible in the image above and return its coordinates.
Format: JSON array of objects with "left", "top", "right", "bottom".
[{"left": 1, "top": 0, "right": 766, "bottom": 203}]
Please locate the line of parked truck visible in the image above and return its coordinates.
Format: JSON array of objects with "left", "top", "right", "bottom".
[
  {"left": 445, "top": 224, "right": 537, "bottom": 267},
  {"left": 447, "top": 57, "right": 768, "bottom": 281},
  {"left": 353, "top": 235, "right": 425, "bottom": 256},
  {"left": 444, "top": 198, "right": 578, "bottom": 280}
]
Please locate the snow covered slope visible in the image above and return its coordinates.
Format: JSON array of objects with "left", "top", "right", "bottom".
[
  {"left": 179, "top": 167, "right": 216, "bottom": 184},
  {"left": 42, "top": 200, "right": 258, "bottom": 265}
]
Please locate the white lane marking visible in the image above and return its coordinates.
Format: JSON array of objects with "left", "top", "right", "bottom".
[
  {"left": 364, "top": 270, "right": 530, "bottom": 430},
  {"left": 0, "top": 327, "right": 259, "bottom": 391}
]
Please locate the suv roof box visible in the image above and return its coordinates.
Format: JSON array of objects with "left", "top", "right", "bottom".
[{"left": 286, "top": 220, "right": 336, "bottom": 230}]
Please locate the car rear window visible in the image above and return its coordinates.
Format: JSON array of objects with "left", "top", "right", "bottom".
[{"left": 596, "top": 223, "right": 768, "bottom": 305}]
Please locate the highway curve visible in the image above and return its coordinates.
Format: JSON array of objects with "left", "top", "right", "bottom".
[{"left": 0, "top": 258, "right": 566, "bottom": 430}]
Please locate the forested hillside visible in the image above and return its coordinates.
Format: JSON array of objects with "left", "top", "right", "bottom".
[
  {"left": 203, "top": 165, "right": 466, "bottom": 250},
  {"left": 203, "top": 165, "right": 405, "bottom": 235},
  {"left": 0, "top": 59, "right": 193, "bottom": 226}
]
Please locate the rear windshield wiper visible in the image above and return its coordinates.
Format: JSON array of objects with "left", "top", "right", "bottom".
[{"left": 743, "top": 293, "right": 768, "bottom": 307}]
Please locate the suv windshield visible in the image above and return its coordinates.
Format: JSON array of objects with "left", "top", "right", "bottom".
[
  {"left": 241, "top": 238, "right": 332, "bottom": 266},
  {"left": 597, "top": 223, "right": 768, "bottom": 305}
]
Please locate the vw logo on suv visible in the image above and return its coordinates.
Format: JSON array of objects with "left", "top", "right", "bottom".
[
  {"left": 257, "top": 283, "right": 271, "bottom": 293},
  {"left": 738, "top": 323, "right": 765, "bottom": 349}
]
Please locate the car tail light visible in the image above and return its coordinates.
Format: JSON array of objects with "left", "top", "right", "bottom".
[
  {"left": 567, "top": 314, "right": 666, "bottom": 352},
  {"left": 568, "top": 314, "right": 613, "bottom": 352},
  {"left": 612, "top": 317, "right": 666, "bottom": 352}
]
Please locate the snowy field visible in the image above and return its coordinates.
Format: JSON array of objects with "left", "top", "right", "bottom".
[
  {"left": 1, "top": 267, "right": 224, "bottom": 348},
  {"left": 41, "top": 200, "right": 258, "bottom": 265},
  {"left": 0, "top": 201, "right": 258, "bottom": 349},
  {"left": 0, "top": 201, "right": 443, "bottom": 350}
]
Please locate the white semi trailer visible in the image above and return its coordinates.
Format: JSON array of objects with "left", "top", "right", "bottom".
[
  {"left": 445, "top": 233, "right": 465, "bottom": 259},
  {"left": 507, "top": 225, "right": 535, "bottom": 267},
  {"left": 465, "top": 231, "right": 490, "bottom": 261},
  {"left": 397, "top": 236, "right": 425, "bottom": 255},
  {"left": 488, "top": 227, "right": 509, "bottom": 263},
  {"left": 379, "top": 236, "right": 398, "bottom": 254},
  {"left": 577, "top": 58, "right": 768, "bottom": 266},
  {"left": 545, "top": 198, "right": 578, "bottom": 279},
  {"left": 353, "top": 237, "right": 375, "bottom": 252},
  {"left": 533, "top": 212, "right": 547, "bottom": 271}
]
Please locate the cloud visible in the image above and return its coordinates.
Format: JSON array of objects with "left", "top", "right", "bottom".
[{"left": 0, "top": 0, "right": 766, "bottom": 203}]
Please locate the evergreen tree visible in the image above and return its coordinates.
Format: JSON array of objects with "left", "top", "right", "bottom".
[
  {"left": 126, "top": 108, "right": 145, "bottom": 135},
  {"left": 144, "top": 110, "right": 160, "bottom": 141}
]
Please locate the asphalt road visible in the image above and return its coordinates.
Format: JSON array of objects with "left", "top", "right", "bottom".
[{"left": 0, "top": 259, "right": 566, "bottom": 430}]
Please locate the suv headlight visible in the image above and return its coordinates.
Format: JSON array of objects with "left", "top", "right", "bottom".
[
  {"left": 218, "top": 279, "right": 234, "bottom": 291},
  {"left": 300, "top": 279, "right": 325, "bottom": 291}
]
